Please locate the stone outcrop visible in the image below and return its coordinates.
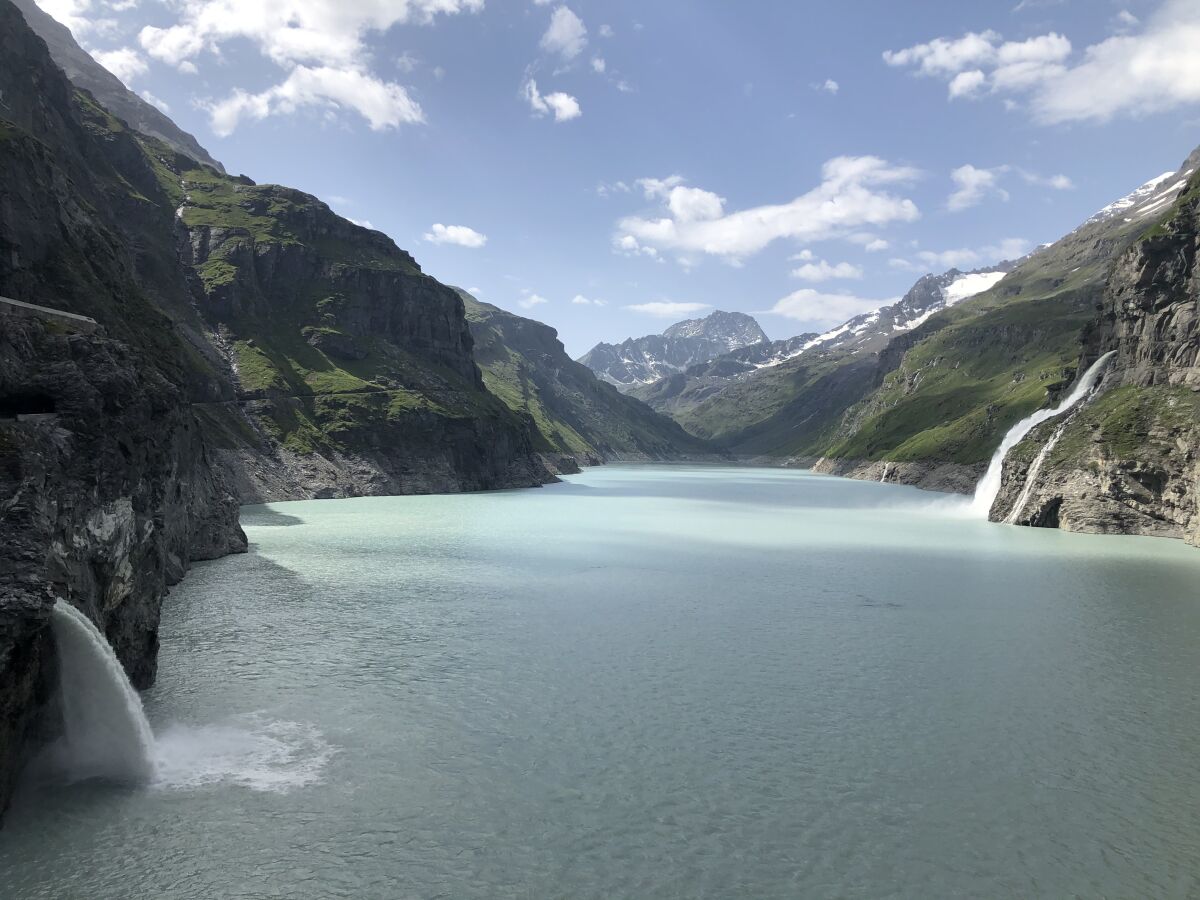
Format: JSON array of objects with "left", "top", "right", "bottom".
[
  {"left": 0, "top": 0, "right": 551, "bottom": 820},
  {"left": 993, "top": 157, "right": 1200, "bottom": 545}
]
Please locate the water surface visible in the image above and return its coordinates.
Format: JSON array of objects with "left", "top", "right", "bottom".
[{"left": 4, "top": 465, "right": 1200, "bottom": 897}]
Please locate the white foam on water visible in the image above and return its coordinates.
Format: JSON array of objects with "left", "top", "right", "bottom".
[{"left": 153, "top": 716, "right": 336, "bottom": 793}]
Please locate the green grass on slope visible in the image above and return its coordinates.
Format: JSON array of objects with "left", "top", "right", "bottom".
[
  {"left": 828, "top": 294, "right": 1093, "bottom": 464},
  {"left": 1049, "top": 385, "right": 1200, "bottom": 468}
]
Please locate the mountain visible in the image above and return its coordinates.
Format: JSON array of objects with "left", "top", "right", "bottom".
[
  {"left": 0, "top": 0, "right": 553, "bottom": 816},
  {"left": 989, "top": 150, "right": 1200, "bottom": 545},
  {"left": 459, "top": 290, "right": 714, "bottom": 465},
  {"left": 632, "top": 265, "right": 1010, "bottom": 457},
  {"left": 578, "top": 310, "right": 768, "bottom": 391},
  {"left": 810, "top": 148, "right": 1199, "bottom": 493},
  {"left": 10, "top": 0, "right": 224, "bottom": 172}
]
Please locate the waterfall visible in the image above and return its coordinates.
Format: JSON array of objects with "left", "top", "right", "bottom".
[
  {"left": 50, "top": 600, "right": 158, "bottom": 783},
  {"left": 969, "top": 351, "right": 1116, "bottom": 519},
  {"left": 1003, "top": 421, "right": 1068, "bottom": 525}
]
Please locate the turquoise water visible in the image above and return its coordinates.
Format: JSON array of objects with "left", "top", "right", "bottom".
[{"left": 5, "top": 465, "right": 1200, "bottom": 897}]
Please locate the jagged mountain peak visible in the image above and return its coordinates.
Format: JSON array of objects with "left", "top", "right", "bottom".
[
  {"left": 579, "top": 309, "right": 768, "bottom": 392},
  {"left": 663, "top": 310, "right": 768, "bottom": 346}
]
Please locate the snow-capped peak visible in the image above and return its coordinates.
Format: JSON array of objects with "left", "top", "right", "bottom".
[{"left": 1086, "top": 170, "right": 1186, "bottom": 225}]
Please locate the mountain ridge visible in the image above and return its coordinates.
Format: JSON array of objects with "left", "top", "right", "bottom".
[{"left": 578, "top": 310, "right": 768, "bottom": 391}]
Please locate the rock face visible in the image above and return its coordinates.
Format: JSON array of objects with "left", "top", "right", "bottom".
[
  {"left": 9, "top": 0, "right": 224, "bottom": 172},
  {"left": 993, "top": 154, "right": 1200, "bottom": 545},
  {"left": 167, "top": 168, "right": 554, "bottom": 501},
  {"left": 578, "top": 310, "right": 768, "bottom": 391},
  {"left": 0, "top": 0, "right": 552, "bottom": 819},
  {"left": 0, "top": 0, "right": 247, "bottom": 815},
  {"left": 460, "top": 290, "right": 713, "bottom": 464}
]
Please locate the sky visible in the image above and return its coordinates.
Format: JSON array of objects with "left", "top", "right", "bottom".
[{"left": 35, "top": 0, "right": 1200, "bottom": 357}]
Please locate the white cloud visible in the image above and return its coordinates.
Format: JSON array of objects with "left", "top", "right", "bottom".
[
  {"left": 883, "top": 30, "right": 1000, "bottom": 76},
  {"left": 93, "top": 47, "right": 147, "bottom": 85},
  {"left": 790, "top": 260, "right": 864, "bottom": 282},
  {"left": 518, "top": 294, "right": 549, "bottom": 309},
  {"left": 598, "top": 23, "right": 614, "bottom": 38},
  {"left": 394, "top": 52, "right": 419, "bottom": 73},
  {"left": 637, "top": 175, "right": 686, "bottom": 199},
  {"left": 206, "top": 65, "right": 423, "bottom": 136},
  {"left": 571, "top": 294, "right": 606, "bottom": 306},
  {"left": 540, "top": 6, "right": 587, "bottom": 60},
  {"left": 596, "top": 180, "right": 631, "bottom": 198},
  {"left": 423, "top": 223, "right": 488, "bottom": 248},
  {"left": 846, "top": 233, "right": 890, "bottom": 252},
  {"left": 591, "top": 57, "right": 606, "bottom": 73},
  {"left": 615, "top": 156, "right": 920, "bottom": 264},
  {"left": 347, "top": 217, "right": 376, "bottom": 229},
  {"left": 1018, "top": 169, "right": 1074, "bottom": 190},
  {"left": 886, "top": 2, "right": 1200, "bottom": 124},
  {"left": 947, "top": 164, "right": 1009, "bottom": 211},
  {"left": 819, "top": 78, "right": 839, "bottom": 94},
  {"left": 1114, "top": 10, "right": 1139, "bottom": 32},
  {"left": 765, "top": 290, "right": 890, "bottom": 328},
  {"left": 523, "top": 79, "right": 582, "bottom": 122},
  {"left": 625, "top": 301, "right": 711, "bottom": 317},
  {"left": 892, "top": 237, "right": 1031, "bottom": 272},
  {"left": 948, "top": 69, "right": 986, "bottom": 99},
  {"left": 139, "top": 89, "right": 170, "bottom": 112},
  {"left": 137, "top": 0, "right": 482, "bottom": 70},
  {"left": 34, "top": 0, "right": 98, "bottom": 36}
]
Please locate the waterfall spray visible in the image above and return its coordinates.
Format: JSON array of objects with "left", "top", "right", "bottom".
[
  {"left": 969, "top": 351, "right": 1116, "bottom": 519},
  {"left": 50, "top": 600, "right": 158, "bottom": 783},
  {"left": 1004, "top": 421, "right": 1069, "bottom": 525}
]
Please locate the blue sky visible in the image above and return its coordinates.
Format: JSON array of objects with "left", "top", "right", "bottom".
[{"left": 39, "top": 0, "right": 1200, "bottom": 356}]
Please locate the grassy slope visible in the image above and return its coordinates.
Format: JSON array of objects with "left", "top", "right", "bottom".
[
  {"left": 461, "top": 292, "right": 712, "bottom": 459},
  {"left": 135, "top": 139, "right": 530, "bottom": 457}
]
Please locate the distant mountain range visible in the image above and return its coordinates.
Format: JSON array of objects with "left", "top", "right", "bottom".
[
  {"left": 625, "top": 265, "right": 1011, "bottom": 429},
  {"left": 578, "top": 310, "right": 768, "bottom": 390}
]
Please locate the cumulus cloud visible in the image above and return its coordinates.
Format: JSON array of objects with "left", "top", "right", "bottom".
[
  {"left": 571, "top": 294, "right": 606, "bottom": 306},
  {"left": 947, "top": 164, "right": 1009, "bottom": 211},
  {"left": 519, "top": 293, "right": 549, "bottom": 309},
  {"left": 131, "top": 0, "right": 479, "bottom": 133},
  {"left": 625, "top": 301, "right": 710, "bottom": 317},
  {"left": 523, "top": 79, "right": 582, "bottom": 121},
  {"left": 205, "top": 66, "right": 423, "bottom": 136},
  {"left": 615, "top": 157, "right": 920, "bottom": 264},
  {"left": 765, "top": 290, "right": 891, "bottom": 328},
  {"left": 884, "top": 2, "right": 1200, "bottom": 124},
  {"left": 423, "top": 223, "right": 487, "bottom": 247},
  {"left": 540, "top": 6, "right": 587, "bottom": 60},
  {"left": 815, "top": 78, "right": 839, "bottom": 94},
  {"left": 93, "top": 47, "right": 147, "bottom": 85},
  {"left": 138, "top": 0, "right": 482, "bottom": 69},
  {"left": 790, "top": 260, "right": 864, "bottom": 282}
]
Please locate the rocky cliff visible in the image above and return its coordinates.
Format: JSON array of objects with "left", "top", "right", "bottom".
[
  {"left": 0, "top": 0, "right": 553, "bottom": 819},
  {"left": 460, "top": 290, "right": 713, "bottom": 465},
  {"left": 0, "top": 0, "right": 246, "bottom": 815},
  {"left": 991, "top": 157, "right": 1200, "bottom": 544},
  {"left": 9, "top": 0, "right": 224, "bottom": 172}
]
